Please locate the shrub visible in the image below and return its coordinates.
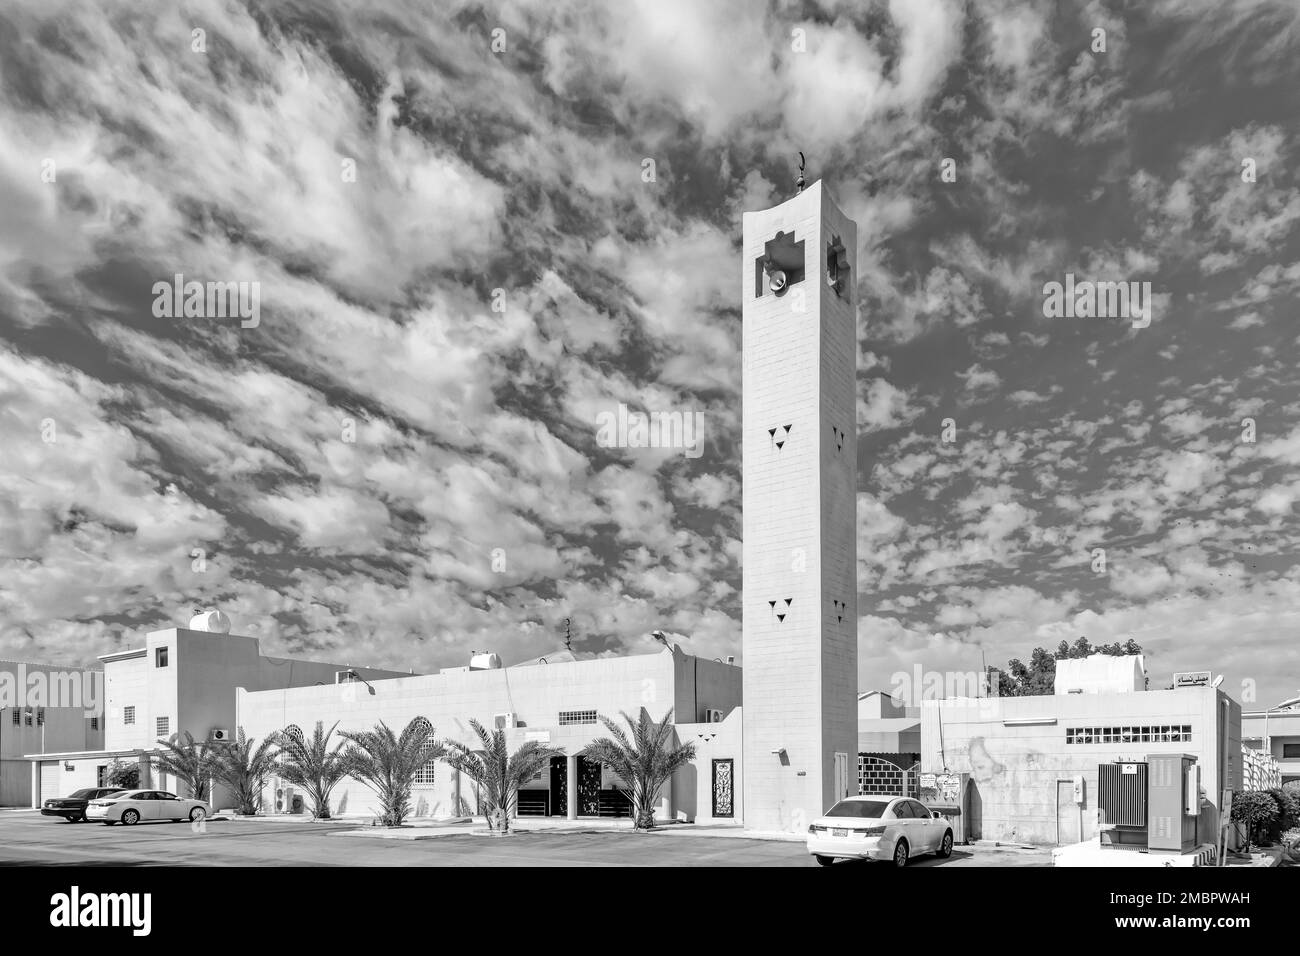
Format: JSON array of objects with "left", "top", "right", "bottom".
[
  {"left": 1266, "top": 787, "right": 1300, "bottom": 841},
  {"left": 1231, "top": 790, "right": 1280, "bottom": 849},
  {"left": 105, "top": 759, "right": 139, "bottom": 790}
]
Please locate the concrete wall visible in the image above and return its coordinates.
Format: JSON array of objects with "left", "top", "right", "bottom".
[
  {"left": 236, "top": 647, "right": 738, "bottom": 821},
  {"left": 675, "top": 708, "right": 743, "bottom": 824},
  {"left": 920, "top": 687, "right": 1241, "bottom": 845},
  {"left": 104, "top": 653, "right": 151, "bottom": 751},
  {"left": 104, "top": 628, "right": 410, "bottom": 752}
]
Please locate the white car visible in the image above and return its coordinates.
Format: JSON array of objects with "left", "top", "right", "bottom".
[
  {"left": 807, "top": 795, "right": 953, "bottom": 867},
  {"left": 85, "top": 789, "right": 209, "bottom": 826}
]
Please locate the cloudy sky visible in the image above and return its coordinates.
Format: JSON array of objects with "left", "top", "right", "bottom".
[{"left": 1, "top": 0, "right": 1297, "bottom": 709}]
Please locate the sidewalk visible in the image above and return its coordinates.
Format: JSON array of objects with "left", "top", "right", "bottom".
[{"left": 323, "top": 816, "right": 808, "bottom": 841}]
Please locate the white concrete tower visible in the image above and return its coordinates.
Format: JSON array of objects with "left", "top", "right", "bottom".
[{"left": 741, "top": 180, "right": 858, "bottom": 833}]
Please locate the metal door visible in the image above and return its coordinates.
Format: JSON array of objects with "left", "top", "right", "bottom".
[
  {"left": 40, "top": 762, "right": 62, "bottom": 802},
  {"left": 1056, "top": 781, "right": 1081, "bottom": 845},
  {"left": 834, "top": 752, "right": 849, "bottom": 802},
  {"left": 711, "top": 759, "right": 734, "bottom": 817},
  {"left": 576, "top": 756, "right": 601, "bottom": 816},
  {"left": 548, "top": 756, "right": 567, "bottom": 816}
]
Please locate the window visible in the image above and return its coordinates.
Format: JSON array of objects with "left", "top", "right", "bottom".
[
  {"left": 1066, "top": 724, "right": 1191, "bottom": 744},
  {"left": 156, "top": 646, "right": 168, "bottom": 667},
  {"left": 90, "top": 716, "right": 99, "bottom": 731},
  {"left": 24, "top": 709, "right": 33, "bottom": 726},
  {"left": 36, "top": 707, "right": 44, "bottom": 726},
  {"left": 97, "top": 766, "right": 107, "bottom": 787},
  {"left": 411, "top": 717, "right": 436, "bottom": 786},
  {"left": 10, "top": 709, "right": 18, "bottom": 726},
  {"left": 892, "top": 801, "right": 916, "bottom": 819},
  {"left": 825, "top": 799, "right": 889, "bottom": 818},
  {"left": 1283, "top": 744, "right": 1300, "bottom": 759},
  {"left": 558, "top": 710, "right": 597, "bottom": 726},
  {"left": 156, "top": 717, "right": 169, "bottom": 737},
  {"left": 284, "top": 725, "right": 305, "bottom": 745},
  {"left": 122, "top": 706, "right": 135, "bottom": 725}
]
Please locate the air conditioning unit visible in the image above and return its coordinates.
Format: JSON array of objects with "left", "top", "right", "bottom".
[
  {"left": 494, "top": 713, "right": 517, "bottom": 730},
  {"left": 705, "top": 709, "right": 725, "bottom": 723},
  {"left": 276, "top": 785, "right": 295, "bottom": 813},
  {"left": 210, "top": 728, "right": 231, "bottom": 742}
]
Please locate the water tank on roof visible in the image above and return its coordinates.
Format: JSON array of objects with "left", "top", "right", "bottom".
[
  {"left": 189, "top": 609, "right": 231, "bottom": 634},
  {"left": 470, "top": 652, "right": 502, "bottom": 670}
]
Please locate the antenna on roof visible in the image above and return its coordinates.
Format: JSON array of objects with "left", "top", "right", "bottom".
[{"left": 795, "top": 151, "right": 806, "bottom": 194}]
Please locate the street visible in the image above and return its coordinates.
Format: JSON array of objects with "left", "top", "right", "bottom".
[{"left": 0, "top": 811, "right": 1050, "bottom": 867}]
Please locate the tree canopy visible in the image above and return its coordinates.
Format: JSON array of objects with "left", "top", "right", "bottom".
[{"left": 992, "top": 636, "right": 1144, "bottom": 697}]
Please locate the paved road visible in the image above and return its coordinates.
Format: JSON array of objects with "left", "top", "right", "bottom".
[{"left": 0, "top": 811, "right": 1048, "bottom": 866}]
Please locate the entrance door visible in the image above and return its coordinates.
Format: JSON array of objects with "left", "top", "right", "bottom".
[
  {"left": 1056, "top": 781, "right": 1081, "bottom": 845},
  {"left": 834, "top": 752, "right": 850, "bottom": 802},
  {"left": 711, "top": 759, "right": 734, "bottom": 818},
  {"left": 576, "top": 756, "right": 601, "bottom": 816},
  {"left": 548, "top": 756, "right": 567, "bottom": 816}
]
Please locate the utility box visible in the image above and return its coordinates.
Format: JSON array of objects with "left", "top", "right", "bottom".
[
  {"left": 1147, "top": 753, "right": 1198, "bottom": 852},
  {"left": 919, "top": 772, "right": 971, "bottom": 844},
  {"left": 1098, "top": 761, "right": 1147, "bottom": 848}
]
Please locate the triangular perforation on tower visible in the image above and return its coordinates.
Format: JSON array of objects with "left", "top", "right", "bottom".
[{"left": 776, "top": 613, "right": 786, "bottom": 622}]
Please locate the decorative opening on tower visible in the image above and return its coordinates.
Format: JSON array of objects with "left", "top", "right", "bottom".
[
  {"left": 754, "top": 231, "right": 805, "bottom": 298},
  {"left": 826, "top": 235, "right": 849, "bottom": 297}
]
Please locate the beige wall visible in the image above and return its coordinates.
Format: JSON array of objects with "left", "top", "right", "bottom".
[
  {"left": 104, "top": 628, "right": 410, "bottom": 751},
  {"left": 921, "top": 687, "right": 1241, "bottom": 845},
  {"left": 237, "top": 646, "right": 741, "bottom": 821}
]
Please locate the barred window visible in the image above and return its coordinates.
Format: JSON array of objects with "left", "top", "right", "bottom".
[
  {"left": 284, "top": 725, "right": 304, "bottom": 745},
  {"left": 123, "top": 706, "right": 136, "bottom": 725},
  {"left": 558, "top": 710, "right": 597, "bottom": 726},
  {"left": 90, "top": 716, "right": 99, "bottom": 730},
  {"left": 411, "top": 717, "right": 436, "bottom": 786},
  {"left": 36, "top": 707, "right": 45, "bottom": 726},
  {"left": 1066, "top": 724, "right": 1191, "bottom": 744},
  {"left": 156, "top": 716, "right": 169, "bottom": 737},
  {"left": 10, "top": 710, "right": 18, "bottom": 726}
]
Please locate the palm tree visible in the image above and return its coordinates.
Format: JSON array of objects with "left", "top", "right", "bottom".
[
  {"left": 152, "top": 731, "right": 213, "bottom": 801},
  {"left": 580, "top": 708, "right": 695, "bottom": 829},
  {"left": 208, "top": 728, "right": 278, "bottom": 815},
  {"left": 443, "top": 719, "right": 563, "bottom": 833},
  {"left": 339, "top": 719, "right": 445, "bottom": 827},
  {"left": 273, "top": 721, "right": 347, "bottom": 820}
]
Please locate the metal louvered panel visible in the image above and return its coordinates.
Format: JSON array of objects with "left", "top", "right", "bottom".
[{"left": 1098, "top": 762, "right": 1147, "bottom": 827}]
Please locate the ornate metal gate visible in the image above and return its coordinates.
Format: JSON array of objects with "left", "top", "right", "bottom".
[{"left": 712, "top": 758, "right": 734, "bottom": 817}]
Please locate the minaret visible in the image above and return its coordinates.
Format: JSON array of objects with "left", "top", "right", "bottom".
[{"left": 741, "top": 178, "right": 858, "bottom": 832}]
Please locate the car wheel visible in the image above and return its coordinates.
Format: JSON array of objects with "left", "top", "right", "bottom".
[
  {"left": 814, "top": 855, "right": 833, "bottom": 866},
  {"left": 893, "top": 839, "right": 909, "bottom": 868},
  {"left": 189, "top": 807, "right": 206, "bottom": 823},
  {"left": 70, "top": 812, "right": 85, "bottom": 823},
  {"left": 938, "top": 830, "right": 953, "bottom": 858},
  {"left": 121, "top": 809, "right": 140, "bottom": 826}
]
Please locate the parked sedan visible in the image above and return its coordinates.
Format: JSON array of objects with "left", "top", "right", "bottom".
[
  {"left": 85, "top": 789, "right": 209, "bottom": 826},
  {"left": 41, "top": 787, "right": 126, "bottom": 823},
  {"left": 807, "top": 795, "right": 954, "bottom": 867}
]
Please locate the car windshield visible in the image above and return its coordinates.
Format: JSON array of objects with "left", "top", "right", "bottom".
[
  {"left": 69, "top": 789, "right": 94, "bottom": 799},
  {"left": 825, "top": 800, "right": 890, "bottom": 818}
]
